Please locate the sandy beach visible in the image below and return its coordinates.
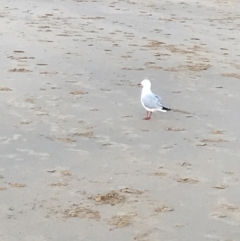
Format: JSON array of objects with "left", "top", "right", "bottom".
[{"left": 1, "top": 0, "right": 240, "bottom": 240}]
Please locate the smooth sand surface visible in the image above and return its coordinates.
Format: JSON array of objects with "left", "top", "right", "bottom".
[{"left": 1, "top": 0, "right": 240, "bottom": 240}]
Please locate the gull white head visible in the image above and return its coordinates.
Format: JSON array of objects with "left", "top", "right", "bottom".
[{"left": 138, "top": 79, "right": 151, "bottom": 89}]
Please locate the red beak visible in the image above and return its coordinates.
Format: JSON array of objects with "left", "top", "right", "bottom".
[{"left": 137, "top": 83, "right": 142, "bottom": 86}]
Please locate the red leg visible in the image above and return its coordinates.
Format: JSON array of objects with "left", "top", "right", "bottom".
[{"left": 144, "top": 111, "right": 151, "bottom": 120}]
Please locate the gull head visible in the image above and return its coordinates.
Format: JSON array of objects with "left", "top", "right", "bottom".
[{"left": 138, "top": 79, "right": 151, "bottom": 89}]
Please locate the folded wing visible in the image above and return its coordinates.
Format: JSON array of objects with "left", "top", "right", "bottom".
[{"left": 142, "top": 93, "right": 163, "bottom": 109}]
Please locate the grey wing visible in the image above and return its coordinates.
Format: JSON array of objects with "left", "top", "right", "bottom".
[{"left": 142, "top": 93, "right": 163, "bottom": 109}]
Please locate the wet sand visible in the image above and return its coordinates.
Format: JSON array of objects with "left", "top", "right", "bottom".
[{"left": 0, "top": 0, "right": 240, "bottom": 240}]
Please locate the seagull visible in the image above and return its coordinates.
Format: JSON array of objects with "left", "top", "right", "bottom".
[{"left": 138, "top": 79, "right": 171, "bottom": 120}]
